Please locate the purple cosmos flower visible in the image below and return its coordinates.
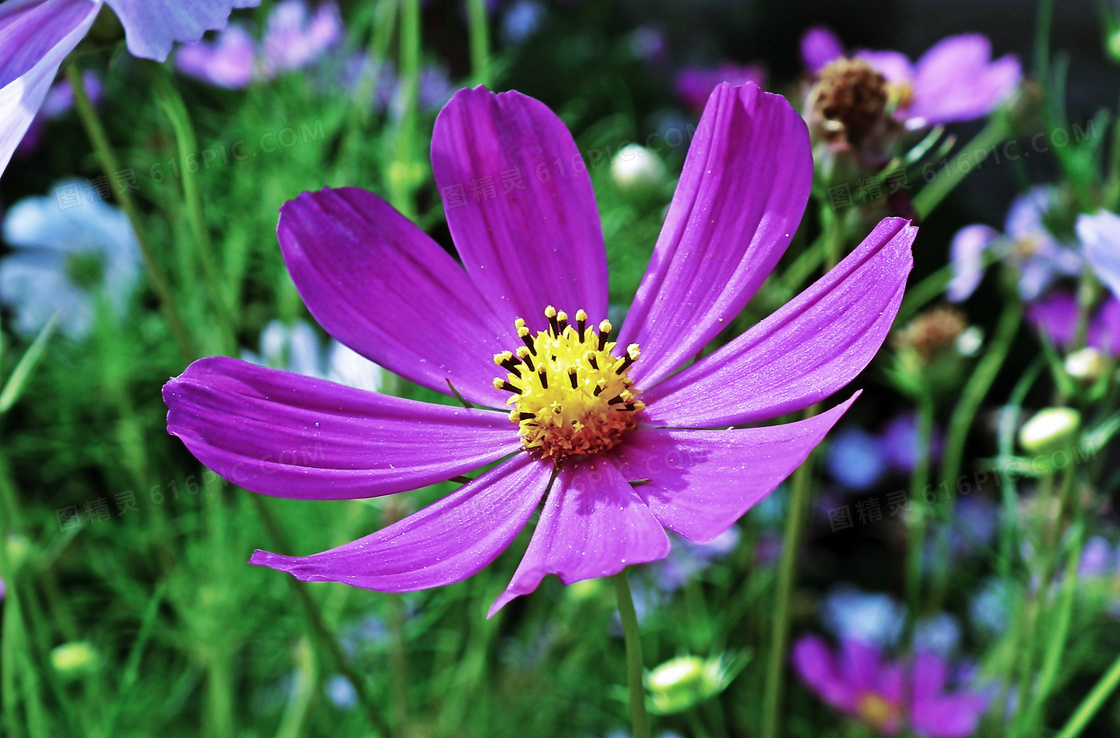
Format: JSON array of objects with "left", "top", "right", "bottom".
[
  {"left": 802, "top": 26, "right": 1020, "bottom": 129},
  {"left": 1077, "top": 210, "right": 1120, "bottom": 301},
  {"left": 675, "top": 64, "right": 766, "bottom": 112},
  {"left": 1028, "top": 291, "right": 1120, "bottom": 356},
  {"left": 0, "top": 0, "right": 257, "bottom": 178},
  {"left": 949, "top": 187, "right": 1083, "bottom": 303},
  {"left": 164, "top": 83, "right": 915, "bottom": 616},
  {"left": 793, "top": 636, "right": 987, "bottom": 737}
]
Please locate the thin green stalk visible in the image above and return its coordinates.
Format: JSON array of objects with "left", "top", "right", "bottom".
[
  {"left": 760, "top": 418, "right": 817, "bottom": 738},
  {"left": 64, "top": 64, "right": 194, "bottom": 360},
  {"left": 150, "top": 66, "right": 238, "bottom": 351},
  {"left": 249, "top": 496, "right": 390, "bottom": 738},
  {"left": 913, "top": 116, "right": 1012, "bottom": 219},
  {"left": 466, "top": 0, "right": 492, "bottom": 87},
  {"left": 904, "top": 394, "right": 936, "bottom": 645},
  {"left": 929, "top": 299, "right": 1021, "bottom": 609},
  {"left": 996, "top": 358, "right": 1046, "bottom": 581},
  {"left": 613, "top": 569, "right": 650, "bottom": 738},
  {"left": 1024, "top": 522, "right": 1085, "bottom": 729},
  {"left": 1053, "top": 651, "right": 1120, "bottom": 738},
  {"left": 389, "top": 0, "right": 421, "bottom": 219},
  {"left": 389, "top": 596, "right": 411, "bottom": 736}
]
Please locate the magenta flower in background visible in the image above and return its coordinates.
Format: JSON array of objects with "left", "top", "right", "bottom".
[
  {"left": 0, "top": 0, "right": 258, "bottom": 178},
  {"left": 802, "top": 26, "right": 1020, "bottom": 129},
  {"left": 948, "top": 187, "right": 1082, "bottom": 302},
  {"left": 675, "top": 64, "right": 765, "bottom": 112},
  {"left": 164, "top": 83, "right": 915, "bottom": 616},
  {"left": 1028, "top": 291, "right": 1120, "bottom": 355},
  {"left": 793, "top": 636, "right": 987, "bottom": 737}
]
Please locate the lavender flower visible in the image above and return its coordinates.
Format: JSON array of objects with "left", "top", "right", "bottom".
[
  {"left": 1028, "top": 291, "right": 1120, "bottom": 356},
  {"left": 164, "top": 84, "right": 915, "bottom": 615},
  {"left": 949, "top": 187, "right": 1082, "bottom": 302},
  {"left": 174, "top": 25, "right": 257, "bottom": 89},
  {"left": 802, "top": 26, "right": 1020, "bottom": 129},
  {"left": 826, "top": 427, "right": 888, "bottom": 491},
  {"left": 1077, "top": 210, "right": 1120, "bottom": 301},
  {"left": 0, "top": 181, "right": 140, "bottom": 338},
  {"left": 0, "top": 0, "right": 258, "bottom": 178},
  {"left": 793, "top": 636, "right": 988, "bottom": 737}
]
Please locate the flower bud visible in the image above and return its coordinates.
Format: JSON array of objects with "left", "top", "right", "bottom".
[
  {"left": 645, "top": 653, "right": 741, "bottom": 714},
  {"left": 610, "top": 144, "right": 667, "bottom": 196},
  {"left": 1019, "top": 407, "right": 1081, "bottom": 455},
  {"left": 1064, "top": 347, "right": 1107, "bottom": 383},
  {"left": 51, "top": 642, "right": 99, "bottom": 679}
]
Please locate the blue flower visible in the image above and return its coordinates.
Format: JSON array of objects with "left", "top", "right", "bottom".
[
  {"left": 242, "top": 319, "right": 383, "bottom": 391},
  {"left": 825, "top": 427, "right": 888, "bottom": 491},
  {"left": 0, "top": 182, "right": 140, "bottom": 338}
]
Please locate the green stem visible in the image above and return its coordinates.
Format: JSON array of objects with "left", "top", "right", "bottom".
[
  {"left": 913, "top": 116, "right": 1012, "bottom": 220},
  {"left": 466, "top": 0, "right": 492, "bottom": 87},
  {"left": 612, "top": 569, "right": 650, "bottom": 738},
  {"left": 929, "top": 299, "right": 1021, "bottom": 609},
  {"left": 1053, "top": 651, "right": 1120, "bottom": 738},
  {"left": 150, "top": 66, "right": 238, "bottom": 352},
  {"left": 389, "top": 0, "right": 421, "bottom": 219},
  {"left": 904, "top": 393, "right": 936, "bottom": 646},
  {"left": 65, "top": 64, "right": 194, "bottom": 360},
  {"left": 249, "top": 496, "right": 390, "bottom": 738},
  {"left": 761, "top": 420, "right": 817, "bottom": 738}
]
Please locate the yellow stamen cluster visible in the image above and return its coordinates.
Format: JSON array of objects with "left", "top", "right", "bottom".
[
  {"left": 856, "top": 693, "right": 900, "bottom": 732},
  {"left": 492, "top": 306, "right": 644, "bottom": 462}
]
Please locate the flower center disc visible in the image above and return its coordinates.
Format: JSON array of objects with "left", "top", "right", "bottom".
[{"left": 493, "top": 306, "right": 644, "bottom": 462}]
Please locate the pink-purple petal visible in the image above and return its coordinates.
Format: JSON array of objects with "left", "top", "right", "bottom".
[
  {"left": 613, "top": 394, "right": 857, "bottom": 543},
  {"left": 909, "top": 34, "right": 1020, "bottom": 125},
  {"left": 105, "top": 0, "right": 260, "bottom": 62},
  {"left": 855, "top": 49, "right": 914, "bottom": 85},
  {"left": 250, "top": 454, "right": 551, "bottom": 591},
  {"left": 0, "top": 0, "right": 99, "bottom": 180},
  {"left": 278, "top": 186, "right": 511, "bottom": 407},
  {"left": 164, "top": 356, "right": 520, "bottom": 500},
  {"left": 618, "top": 82, "right": 812, "bottom": 388},
  {"left": 675, "top": 64, "right": 767, "bottom": 111},
  {"left": 801, "top": 26, "right": 845, "bottom": 74},
  {"left": 489, "top": 456, "right": 670, "bottom": 617},
  {"left": 431, "top": 87, "right": 608, "bottom": 330},
  {"left": 792, "top": 635, "right": 855, "bottom": 711},
  {"left": 642, "top": 218, "right": 915, "bottom": 428},
  {"left": 911, "top": 694, "right": 988, "bottom": 738}
]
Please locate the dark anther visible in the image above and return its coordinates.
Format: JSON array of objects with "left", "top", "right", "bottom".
[
  {"left": 538, "top": 367, "right": 549, "bottom": 389},
  {"left": 568, "top": 367, "right": 578, "bottom": 389},
  {"left": 498, "top": 381, "right": 522, "bottom": 394}
]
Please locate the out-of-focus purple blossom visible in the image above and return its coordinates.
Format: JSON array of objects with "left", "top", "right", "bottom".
[
  {"left": 343, "top": 58, "right": 455, "bottom": 117},
  {"left": 654, "top": 528, "right": 740, "bottom": 592},
  {"left": 17, "top": 71, "right": 102, "bottom": 154},
  {"left": 826, "top": 427, "right": 888, "bottom": 491},
  {"left": 261, "top": 0, "right": 342, "bottom": 76},
  {"left": 174, "top": 25, "right": 256, "bottom": 89},
  {"left": 950, "top": 187, "right": 1083, "bottom": 303},
  {"left": 629, "top": 25, "right": 668, "bottom": 63},
  {"left": 820, "top": 585, "right": 904, "bottom": 650},
  {"left": 0, "top": 180, "right": 140, "bottom": 338},
  {"left": 878, "top": 412, "right": 942, "bottom": 474},
  {"left": 242, "top": 319, "right": 384, "bottom": 391},
  {"left": 1079, "top": 536, "right": 1119, "bottom": 578},
  {"left": 176, "top": 1, "right": 341, "bottom": 88},
  {"left": 802, "top": 26, "right": 1020, "bottom": 129},
  {"left": 499, "top": 0, "right": 545, "bottom": 46},
  {"left": 675, "top": 64, "right": 765, "bottom": 112},
  {"left": 1077, "top": 210, "right": 1120, "bottom": 301},
  {"left": 1028, "top": 291, "right": 1120, "bottom": 356},
  {"left": 325, "top": 674, "right": 357, "bottom": 710},
  {"left": 793, "top": 636, "right": 989, "bottom": 737}
]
